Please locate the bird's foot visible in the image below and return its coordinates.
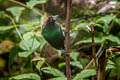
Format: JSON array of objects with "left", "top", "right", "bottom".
[{"left": 61, "top": 50, "right": 71, "bottom": 56}]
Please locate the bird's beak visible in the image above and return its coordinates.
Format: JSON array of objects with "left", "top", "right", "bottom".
[{"left": 52, "top": 15, "right": 59, "bottom": 20}]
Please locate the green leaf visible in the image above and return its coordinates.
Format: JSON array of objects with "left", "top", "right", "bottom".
[
  {"left": 31, "top": 56, "right": 45, "bottom": 62},
  {"left": 10, "top": 73, "right": 41, "bottom": 80},
  {"left": 58, "top": 61, "right": 83, "bottom": 69},
  {"left": 35, "top": 31, "right": 47, "bottom": 51},
  {"left": 73, "top": 69, "right": 96, "bottom": 80},
  {"left": 48, "top": 77, "right": 67, "bottom": 80},
  {"left": 26, "top": 0, "right": 47, "bottom": 8},
  {"left": 36, "top": 61, "right": 45, "bottom": 71},
  {"left": 41, "top": 67, "right": 65, "bottom": 77},
  {"left": 114, "top": 18, "right": 120, "bottom": 25},
  {"left": 0, "top": 26, "right": 14, "bottom": 31},
  {"left": 19, "top": 37, "right": 40, "bottom": 51},
  {"left": 74, "top": 37, "right": 102, "bottom": 46},
  {"left": 31, "top": 57, "right": 45, "bottom": 71},
  {"left": 6, "top": 6, "right": 25, "bottom": 22},
  {"left": 80, "top": 58, "right": 89, "bottom": 67},
  {"left": 74, "top": 35, "right": 120, "bottom": 46},
  {"left": 70, "top": 61, "right": 83, "bottom": 69},
  {"left": 23, "top": 31, "right": 35, "bottom": 41},
  {"left": 106, "top": 64, "right": 116, "bottom": 70},
  {"left": 107, "top": 60, "right": 115, "bottom": 65},
  {"left": 70, "top": 52, "right": 79, "bottom": 61},
  {"left": 106, "top": 60, "right": 116, "bottom": 70},
  {"left": 97, "top": 15, "right": 116, "bottom": 34},
  {"left": 18, "top": 51, "right": 32, "bottom": 57},
  {"left": 74, "top": 23, "right": 87, "bottom": 30},
  {"left": 0, "top": 11, "right": 5, "bottom": 17},
  {"left": 102, "top": 35, "right": 120, "bottom": 45},
  {"left": 58, "top": 62, "right": 65, "bottom": 69}
]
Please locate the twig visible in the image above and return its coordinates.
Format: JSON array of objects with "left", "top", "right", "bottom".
[
  {"left": 65, "top": 0, "right": 72, "bottom": 80},
  {"left": 90, "top": 24, "right": 98, "bottom": 72},
  {"left": 108, "top": 20, "right": 114, "bottom": 32},
  {"left": 9, "top": 0, "right": 43, "bottom": 16},
  {"left": 84, "top": 44, "right": 103, "bottom": 69}
]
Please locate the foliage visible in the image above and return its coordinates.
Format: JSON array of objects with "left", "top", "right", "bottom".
[
  {"left": 73, "top": 69, "right": 96, "bottom": 80},
  {"left": 0, "top": 0, "right": 120, "bottom": 80},
  {"left": 10, "top": 73, "right": 41, "bottom": 80}
]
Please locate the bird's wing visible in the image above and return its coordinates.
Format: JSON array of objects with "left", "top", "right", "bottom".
[{"left": 56, "top": 22, "right": 65, "bottom": 40}]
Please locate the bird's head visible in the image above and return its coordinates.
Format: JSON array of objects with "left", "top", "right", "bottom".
[
  {"left": 46, "top": 15, "right": 59, "bottom": 23},
  {"left": 42, "top": 15, "right": 59, "bottom": 29}
]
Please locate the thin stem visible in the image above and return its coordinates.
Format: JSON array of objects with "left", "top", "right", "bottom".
[
  {"left": 9, "top": 0, "right": 43, "bottom": 16},
  {"left": 65, "top": 0, "right": 72, "bottom": 80},
  {"left": 91, "top": 24, "right": 98, "bottom": 72},
  {"left": 4, "top": 14, "right": 30, "bottom": 51}
]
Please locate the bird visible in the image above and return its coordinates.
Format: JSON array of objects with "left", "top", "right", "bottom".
[{"left": 42, "top": 15, "right": 65, "bottom": 50}]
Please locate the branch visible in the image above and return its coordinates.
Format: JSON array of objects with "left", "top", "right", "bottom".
[
  {"left": 65, "top": 0, "right": 72, "bottom": 80},
  {"left": 9, "top": 0, "right": 43, "bottom": 16},
  {"left": 91, "top": 24, "right": 98, "bottom": 72}
]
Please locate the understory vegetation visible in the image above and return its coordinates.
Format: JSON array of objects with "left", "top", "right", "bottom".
[{"left": 0, "top": 0, "right": 120, "bottom": 80}]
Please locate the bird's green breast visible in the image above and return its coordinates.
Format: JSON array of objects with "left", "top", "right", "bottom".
[{"left": 42, "top": 23, "right": 64, "bottom": 49}]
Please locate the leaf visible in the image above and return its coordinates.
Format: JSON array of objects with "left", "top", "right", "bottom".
[
  {"left": 0, "top": 11, "right": 5, "bottom": 17},
  {"left": 31, "top": 56, "right": 45, "bottom": 62},
  {"left": 74, "top": 23, "right": 87, "bottom": 30},
  {"left": 6, "top": 6, "right": 25, "bottom": 22},
  {"left": 36, "top": 61, "right": 45, "bottom": 71},
  {"left": 70, "top": 61, "right": 83, "bottom": 69},
  {"left": 97, "top": 15, "right": 116, "bottom": 34},
  {"left": 41, "top": 67, "right": 65, "bottom": 77},
  {"left": 19, "top": 37, "right": 40, "bottom": 51},
  {"left": 58, "top": 62, "right": 65, "bottom": 69},
  {"left": 58, "top": 61, "right": 83, "bottom": 69},
  {"left": 31, "top": 57, "right": 45, "bottom": 71},
  {"left": 107, "top": 60, "right": 115, "bottom": 65},
  {"left": 48, "top": 77, "right": 67, "bottom": 80},
  {"left": 18, "top": 51, "right": 32, "bottom": 57},
  {"left": 74, "top": 22, "right": 89, "bottom": 32},
  {"left": 106, "top": 60, "right": 116, "bottom": 70},
  {"left": 23, "top": 31, "right": 35, "bottom": 41},
  {"left": 106, "top": 64, "right": 116, "bottom": 70},
  {"left": 74, "top": 35, "right": 120, "bottom": 46},
  {"left": 70, "top": 31, "right": 78, "bottom": 39},
  {"left": 9, "top": 73, "right": 41, "bottom": 80},
  {"left": 0, "top": 26, "right": 14, "bottom": 31},
  {"left": 80, "top": 58, "right": 89, "bottom": 67},
  {"left": 26, "top": 0, "right": 47, "bottom": 8},
  {"left": 19, "top": 24, "right": 34, "bottom": 33},
  {"left": 103, "top": 35, "right": 120, "bottom": 45},
  {"left": 74, "top": 37, "right": 102, "bottom": 46},
  {"left": 70, "top": 52, "right": 79, "bottom": 61},
  {"left": 35, "top": 31, "right": 47, "bottom": 51},
  {"left": 73, "top": 69, "right": 96, "bottom": 80},
  {"left": 114, "top": 18, "right": 120, "bottom": 25}
]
